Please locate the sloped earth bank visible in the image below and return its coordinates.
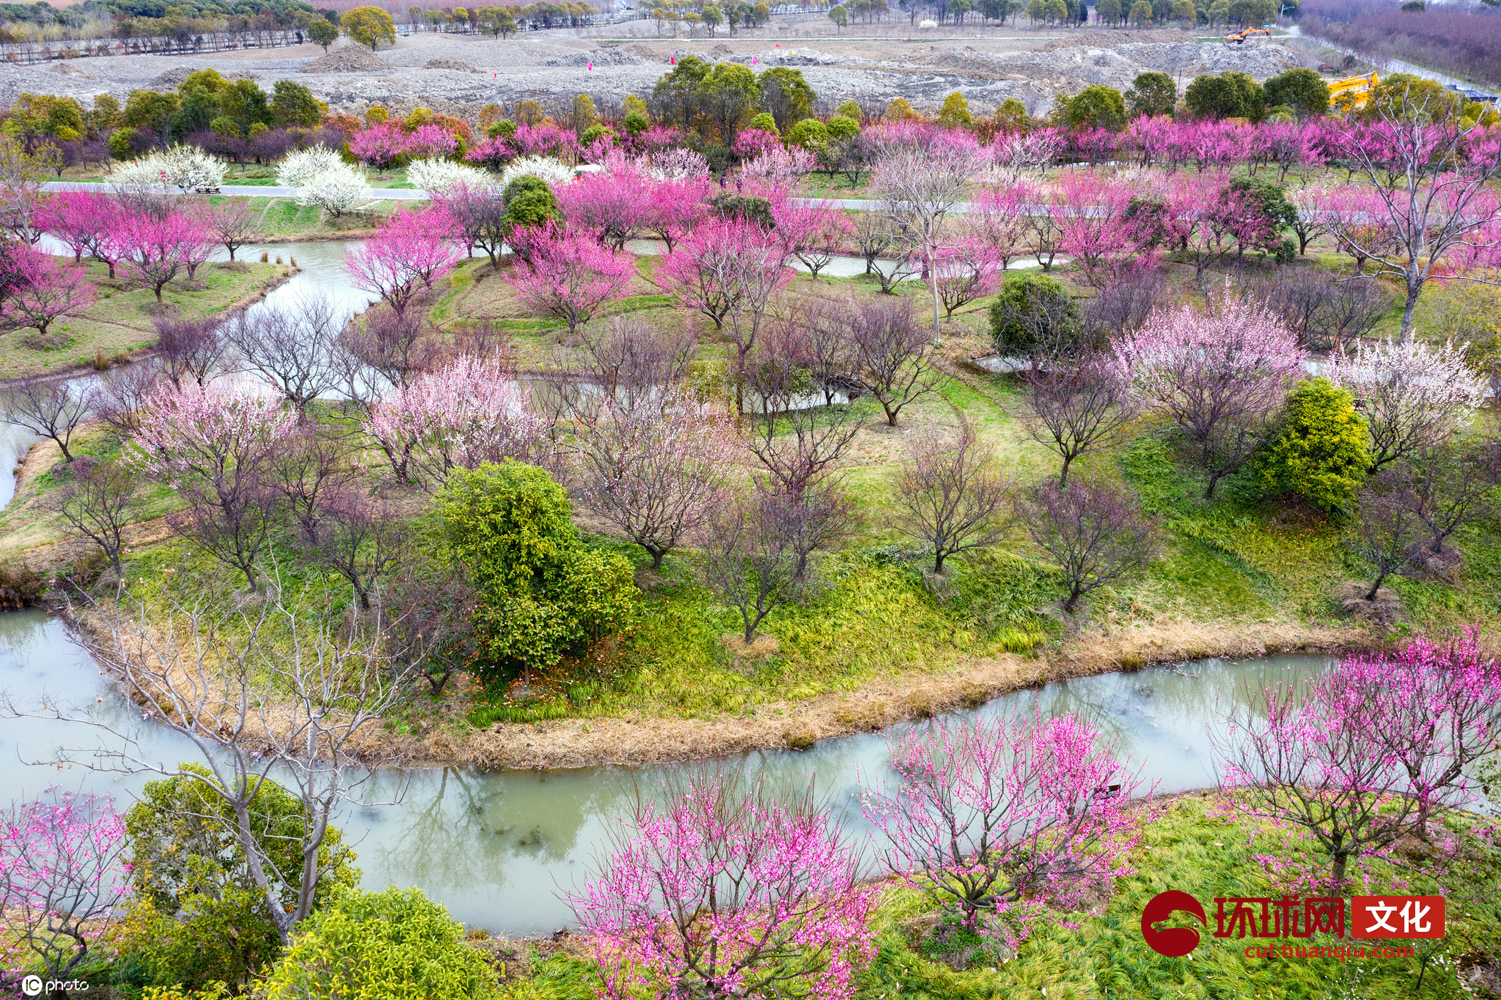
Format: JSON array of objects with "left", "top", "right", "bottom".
[{"left": 4, "top": 21, "right": 1310, "bottom": 118}]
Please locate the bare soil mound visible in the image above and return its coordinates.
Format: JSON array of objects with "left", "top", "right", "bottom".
[
  {"left": 423, "top": 58, "right": 480, "bottom": 72},
  {"left": 300, "top": 45, "right": 391, "bottom": 73},
  {"left": 543, "top": 47, "right": 642, "bottom": 67}
]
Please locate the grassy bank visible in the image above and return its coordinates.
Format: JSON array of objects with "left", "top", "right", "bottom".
[
  {"left": 1, "top": 258, "right": 291, "bottom": 381},
  {"left": 495, "top": 793, "right": 1501, "bottom": 999}
]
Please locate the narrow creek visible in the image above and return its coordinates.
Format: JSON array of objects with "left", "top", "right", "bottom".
[{"left": 2, "top": 237, "right": 1325, "bottom": 937}]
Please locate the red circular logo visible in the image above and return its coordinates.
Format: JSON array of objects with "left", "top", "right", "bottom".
[{"left": 1141, "top": 890, "right": 1207, "bottom": 957}]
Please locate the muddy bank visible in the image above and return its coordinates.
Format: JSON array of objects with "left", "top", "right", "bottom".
[{"left": 390, "top": 620, "right": 1366, "bottom": 769}]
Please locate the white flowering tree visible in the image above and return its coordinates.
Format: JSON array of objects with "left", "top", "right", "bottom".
[
  {"left": 296, "top": 164, "right": 373, "bottom": 217},
  {"left": 407, "top": 158, "right": 495, "bottom": 193},
  {"left": 499, "top": 155, "right": 575, "bottom": 189},
  {"left": 110, "top": 146, "right": 226, "bottom": 193},
  {"left": 275, "top": 146, "right": 345, "bottom": 189},
  {"left": 1326, "top": 337, "right": 1487, "bottom": 472}
]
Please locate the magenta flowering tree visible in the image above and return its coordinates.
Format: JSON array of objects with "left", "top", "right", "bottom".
[
  {"left": 1217, "top": 631, "right": 1501, "bottom": 887},
  {"left": 731, "top": 127, "right": 781, "bottom": 161},
  {"left": 864, "top": 713, "right": 1142, "bottom": 940},
  {"left": 567, "top": 770, "right": 877, "bottom": 1000},
  {"left": 345, "top": 206, "right": 463, "bottom": 317},
  {"left": 349, "top": 121, "right": 409, "bottom": 171},
  {"left": 507, "top": 221, "right": 635, "bottom": 335},
  {"left": 39, "top": 190, "right": 117, "bottom": 264},
  {"left": 511, "top": 122, "right": 574, "bottom": 158},
  {"left": 114, "top": 211, "right": 200, "bottom": 301},
  {"left": 641, "top": 175, "right": 709, "bottom": 251},
  {"left": 655, "top": 216, "right": 790, "bottom": 336},
  {"left": 179, "top": 214, "right": 217, "bottom": 279},
  {"left": 405, "top": 122, "right": 459, "bottom": 159},
  {"left": 1, "top": 247, "right": 94, "bottom": 336},
  {"left": 463, "top": 136, "right": 512, "bottom": 171},
  {"left": 365, "top": 354, "right": 547, "bottom": 489},
  {"left": 1051, "top": 173, "right": 1156, "bottom": 288},
  {"left": 1112, "top": 290, "right": 1305, "bottom": 497},
  {"left": 557, "top": 158, "right": 652, "bottom": 249},
  {"left": 0, "top": 788, "right": 129, "bottom": 979}
]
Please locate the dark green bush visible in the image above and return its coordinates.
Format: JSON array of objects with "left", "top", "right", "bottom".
[{"left": 987, "top": 273, "right": 1082, "bottom": 356}]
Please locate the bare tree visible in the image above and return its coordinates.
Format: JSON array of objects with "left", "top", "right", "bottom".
[
  {"left": 574, "top": 393, "right": 738, "bottom": 569},
  {"left": 795, "top": 302, "right": 859, "bottom": 407},
  {"left": 873, "top": 144, "right": 979, "bottom": 339},
  {"left": 230, "top": 292, "right": 342, "bottom": 410},
  {"left": 433, "top": 183, "right": 509, "bottom": 265},
  {"left": 892, "top": 415, "right": 1013, "bottom": 573},
  {"left": 270, "top": 425, "right": 355, "bottom": 542},
  {"left": 1380, "top": 441, "right": 1499, "bottom": 566},
  {"left": 94, "top": 361, "right": 160, "bottom": 437},
  {"left": 382, "top": 568, "right": 481, "bottom": 696},
  {"left": 1022, "top": 477, "right": 1156, "bottom": 615},
  {"left": 42, "top": 457, "right": 140, "bottom": 574},
  {"left": 1253, "top": 270, "right": 1392, "bottom": 353},
  {"left": 1355, "top": 470, "right": 1423, "bottom": 601},
  {"left": 332, "top": 305, "right": 436, "bottom": 410},
  {"left": 702, "top": 484, "right": 854, "bottom": 643},
  {"left": 208, "top": 197, "right": 258, "bottom": 261},
  {"left": 12, "top": 584, "right": 416, "bottom": 946},
  {"left": 1, "top": 378, "right": 95, "bottom": 462},
  {"left": 154, "top": 314, "right": 231, "bottom": 388},
  {"left": 741, "top": 340, "right": 862, "bottom": 499},
  {"left": 1082, "top": 271, "right": 1162, "bottom": 342},
  {"left": 578, "top": 315, "right": 697, "bottom": 407},
  {"left": 1021, "top": 351, "right": 1139, "bottom": 486},
  {"left": 302, "top": 489, "right": 405, "bottom": 610},
  {"left": 847, "top": 296, "right": 938, "bottom": 427}
]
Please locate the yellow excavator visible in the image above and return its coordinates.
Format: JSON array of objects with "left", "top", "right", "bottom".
[
  {"left": 1328, "top": 70, "right": 1379, "bottom": 109},
  {"left": 1225, "top": 25, "right": 1272, "bottom": 43}
]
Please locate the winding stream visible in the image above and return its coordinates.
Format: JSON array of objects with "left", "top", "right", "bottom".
[{"left": 0, "top": 237, "right": 1330, "bottom": 937}]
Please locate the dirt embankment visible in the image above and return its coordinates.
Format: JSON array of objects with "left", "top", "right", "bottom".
[{"left": 386, "top": 620, "right": 1364, "bottom": 770}]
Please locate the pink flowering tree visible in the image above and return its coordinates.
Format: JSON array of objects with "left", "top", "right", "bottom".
[
  {"left": 556, "top": 158, "right": 652, "bottom": 249},
  {"left": 933, "top": 236, "right": 1005, "bottom": 319},
  {"left": 132, "top": 381, "right": 297, "bottom": 591},
  {"left": 39, "top": 190, "right": 116, "bottom": 264},
  {"left": 1113, "top": 290, "right": 1305, "bottom": 497},
  {"left": 405, "top": 122, "right": 459, "bottom": 159},
  {"left": 1217, "top": 631, "right": 1501, "bottom": 888},
  {"left": 655, "top": 216, "right": 790, "bottom": 336},
  {"left": 1051, "top": 173, "right": 1157, "bottom": 288},
  {"left": 464, "top": 136, "right": 512, "bottom": 171},
  {"left": 573, "top": 391, "right": 739, "bottom": 568},
  {"left": 349, "top": 122, "right": 408, "bottom": 172},
  {"left": 864, "top": 713, "right": 1143, "bottom": 943},
  {"left": 345, "top": 206, "right": 463, "bottom": 317},
  {"left": 1, "top": 248, "right": 94, "bottom": 336},
  {"left": 116, "top": 211, "right": 200, "bottom": 301},
  {"left": 365, "top": 354, "right": 547, "bottom": 489},
  {"left": 641, "top": 175, "right": 710, "bottom": 251},
  {"left": 507, "top": 221, "right": 635, "bottom": 335},
  {"left": 567, "top": 770, "right": 877, "bottom": 1000},
  {"left": 774, "top": 200, "right": 853, "bottom": 279},
  {"left": 0, "top": 789, "right": 129, "bottom": 979}
]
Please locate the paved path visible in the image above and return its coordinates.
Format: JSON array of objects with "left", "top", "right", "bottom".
[{"left": 42, "top": 181, "right": 430, "bottom": 200}]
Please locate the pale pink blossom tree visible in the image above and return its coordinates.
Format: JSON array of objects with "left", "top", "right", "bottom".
[
  {"left": 507, "top": 221, "right": 635, "bottom": 335},
  {"left": 774, "top": 199, "right": 853, "bottom": 279},
  {"left": 557, "top": 157, "right": 652, "bottom": 250},
  {"left": 864, "top": 712, "right": 1143, "bottom": 941},
  {"left": 132, "top": 381, "right": 297, "bottom": 590},
  {"left": 574, "top": 392, "right": 739, "bottom": 568},
  {"left": 568, "top": 770, "right": 877, "bottom": 1000},
  {"left": 1, "top": 248, "right": 94, "bottom": 337},
  {"left": 1051, "top": 173, "right": 1156, "bottom": 288},
  {"left": 345, "top": 206, "right": 463, "bottom": 317},
  {"left": 1325, "top": 336, "right": 1486, "bottom": 472},
  {"left": 0, "top": 789, "right": 129, "bottom": 980},
  {"left": 933, "top": 236, "right": 1006, "bottom": 319},
  {"left": 365, "top": 354, "right": 547, "bottom": 489},
  {"left": 1113, "top": 290, "right": 1305, "bottom": 497},
  {"left": 655, "top": 217, "right": 792, "bottom": 361},
  {"left": 641, "top": 176, "right": 710, "bottom": 251}
]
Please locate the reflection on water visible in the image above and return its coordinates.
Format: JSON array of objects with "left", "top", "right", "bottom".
[{"left": 0, "top": 607, "right": 1333, "bottom": 936}]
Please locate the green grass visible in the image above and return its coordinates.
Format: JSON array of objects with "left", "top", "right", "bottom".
[{"left": 501, "top": 794, "right": 1501, "bottom": 999}]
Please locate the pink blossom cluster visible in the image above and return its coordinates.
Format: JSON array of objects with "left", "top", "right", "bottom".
[
  {"left": 506, "top": 219, "right": 636, "bottom": 334},
  {"left": 345, "top": 205, "right": 463, "bottom": 317}
]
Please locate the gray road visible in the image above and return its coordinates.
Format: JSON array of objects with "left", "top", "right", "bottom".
[{"left": 42, "top": 181, "right": 430, "bottom": 200}]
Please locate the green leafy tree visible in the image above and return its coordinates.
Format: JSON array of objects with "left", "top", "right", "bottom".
[
  {"left": 123, "top": 88, "right": 180, "bottom": 143},
  {"left": 1125, "top": 71, "right": 1176, "bottom": 117},
  {"left": 702, "top": 3, "right": 724, "bottom": 31},
  {"left": 825, "top": 113, "right": 860, "bottom": 140},
  {"left": 1045, "top": 0, "right": 1068, "bottom": 20},
  {"left": 1128, "top": 0, "right": 1153, "bottom": 23},
  {"left": 218, "top": 79, "right": 273, "bottom": 137},
  {"left": 1258, "top": 378, "right": 1369, "bottom": 512},
  {"left": 270, "top": 80, "right": 325, "bottom": 127},
  {"left": 502, "top": 175, "right": 562, "bottom": 234},
  {"left": 936, "top": 91, "right": 973, "bottom": 129},
  {"left": 434, "top": 461, "right": 638, "bottom": 677},
  {"left": 697, "top": 61, "right": 760, "bottom": 142},
  {"left": 264, "top": 888, "right": 499, "bottom": 1000},
  {"left": 1061, "top": 84, "right": 1126, "bottom": 130},
  {"left": 828, "top": 3, "right": 848, "bottom": 27},
  {"left": 117, "top": 764, "right": 359, "bottom": 990},
  {"left": 1171, "top": 0, "right": 1195, "bottom": 20},
  {"left": 747, "top": 111, "right": 779, "bottom": 134},
  {"left": 306, "top": 16, "right": 338, "bottom": 50},
  {"left": 758, "top": 66, "right": 816, "bottom": 130},
  {"left": 989, "top": 273, "right": 1081, "bottom": 355},
  {"left": 652, "top": 54, "right": 712, "bottom": 131},
  {"left": 784, "top": 117, "right": 831, "bottom": 150},
  {"left": 1097, "top": 0, "right": 1122, "bottom": 23},
  {"left": 343, "top": 5, "right": 396, "bottom": 49},
  {"left": 1184, "top": 70, "right": 1266, "bottom": 121},
  {"left": 1263, "top": 67, "right": 1331, "bottom": 118}
]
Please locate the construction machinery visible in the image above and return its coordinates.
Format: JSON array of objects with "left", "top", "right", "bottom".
[
  {"left": 1225, "top": 25, "right": 1272, "bottom": 43},
  {"left": 1328, "top": 70, "right": 1379, "bottom": 109}
]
